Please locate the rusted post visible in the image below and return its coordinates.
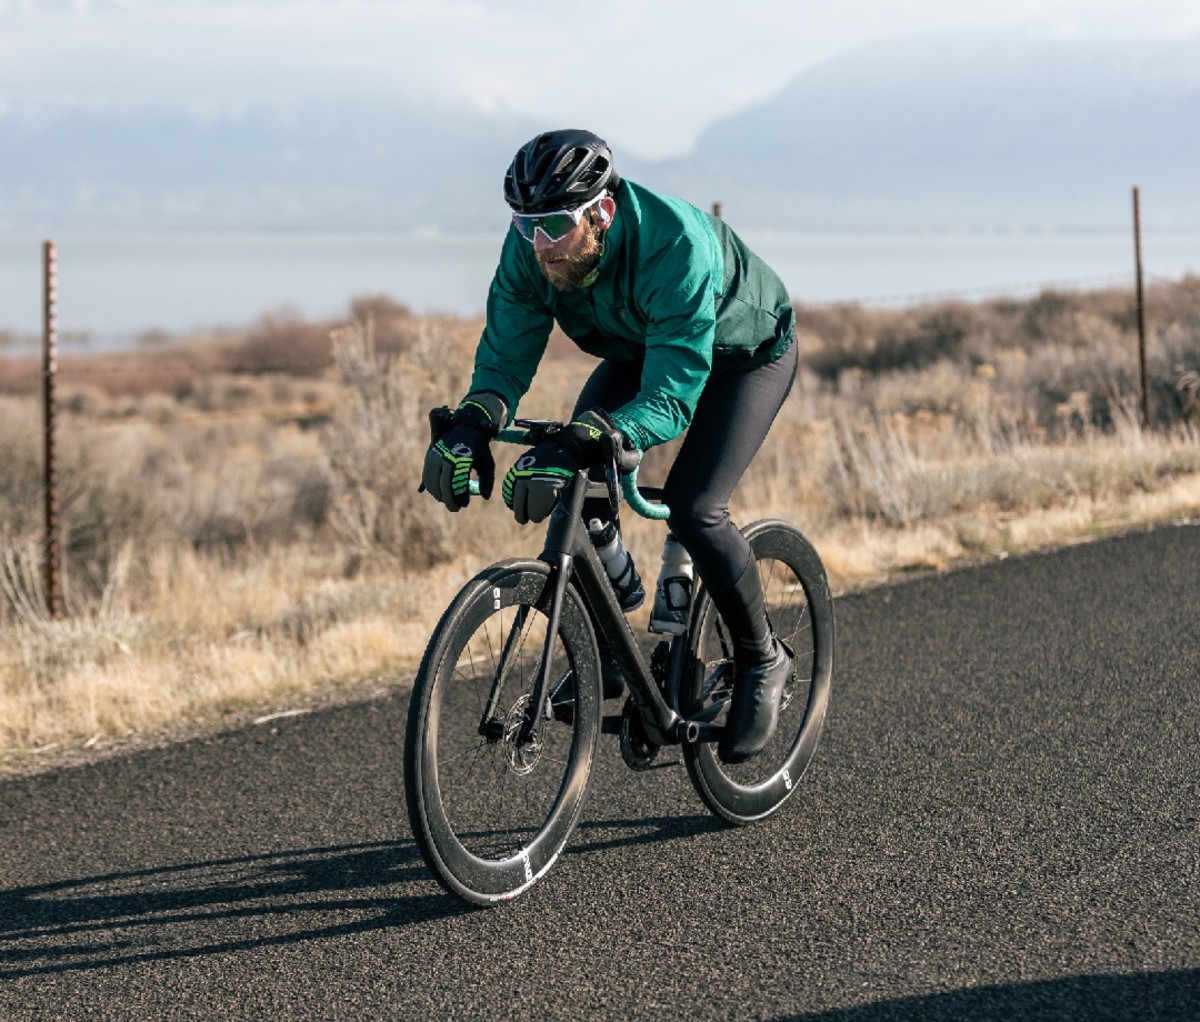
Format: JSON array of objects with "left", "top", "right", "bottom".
[
  {"left": 42, "top": 241, "right": 63, "bottom": 619},
  {"left": 1132, "top": 186, "right": 1149, "bottom": 429}
]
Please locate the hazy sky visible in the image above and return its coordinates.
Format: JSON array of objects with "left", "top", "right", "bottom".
[{"left": 3, "top": 0, "right": 1200, "bottom": 158}]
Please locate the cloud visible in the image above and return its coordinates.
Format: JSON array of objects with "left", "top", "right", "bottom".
[{"left": 2, "top": 0, "right": 1198, "bottom": 158}]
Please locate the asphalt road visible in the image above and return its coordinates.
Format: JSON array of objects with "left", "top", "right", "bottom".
[{"left": 2, "top": 523, "right": 1198, "bottom": 1021}]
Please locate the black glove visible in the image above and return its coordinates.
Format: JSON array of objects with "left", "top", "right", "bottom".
[
  {"left": 502, "top": 409, "right": 638, "bottom": 525},
  {"left": 557, "top": 408, "right": 642, "bottom": 474},
  {"left": 421, "top": 393, "right": 505, "bottom": 512}
]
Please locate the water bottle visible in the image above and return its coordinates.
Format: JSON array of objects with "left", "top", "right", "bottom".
[
  {"left": 649, "top": 533, "right": 693, "bottom": 635},
  {"left": 587, "top": 519, "right": 645, "bottom": 612}
]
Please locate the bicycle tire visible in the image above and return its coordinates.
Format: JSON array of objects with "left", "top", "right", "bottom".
[
  {"left": 683, "top": 521, "right": 834, "bottom": 825},
  {"left": 404, "top": 558, "right": 602, "bottom": 905}
]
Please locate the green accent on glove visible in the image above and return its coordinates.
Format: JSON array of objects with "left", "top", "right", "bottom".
[
  {"left": 501, "top": 464, "right": 574, "bottom": 507},
  {"left": 455, "top": 392, "right": 506, "bottom": 434},
  {"left": 420, "top": 397, "right": 501, "bottom": 512},
  {"left": 502, "top": 444, "right": 578, "bottom": 524},
  {"left": 436, "top": 439, "right": 476, "bottom": 497},
  {"left": 568, "top": 418, "right": 604, "bottom": 442}
]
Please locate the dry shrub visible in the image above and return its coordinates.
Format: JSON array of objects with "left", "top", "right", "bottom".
[
  {"left": 225, "top": 307, "right": 341, "bottom": 376},
  {"left": 223, "top": 296, "right": 425, "bottom": 379},
  {"left": 166, "top": 419, "right": 334, "bottom": 554},
  {"left": 60, "top": 384, "right": 113, "bottom": 418},
  {"left": 317, "top": 309, "right": 617, "bottom": 573},
  {"left": 797, "top": 280, "right": 1200, "bottom": 437},
  {"left": 2, "top": 398, "right": 339, "bottom": 599},
  {"left": 0, "top": 355, "right": 41, "bottom": 394},
  {"left": 0, "top": 398, "right": 44, "bottom": 538},
  {"left": 347, "top": 294, "right": 424, "bottom": 357},
  {"left": 60, "top": 344, "right": 224, "bottom": 400},
  {"left": 176, "top": 373, "right": 273, "bottom": 413},
  {"left": 320, "top": 316, "right": 474, "bottom": 569},
  {"left": 3, "top": 281, "right": 1200, "bottom": 765}
]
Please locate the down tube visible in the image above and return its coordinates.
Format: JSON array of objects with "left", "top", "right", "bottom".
[{"left": 570, "top": 537, "right": 680, "bottom": 737}]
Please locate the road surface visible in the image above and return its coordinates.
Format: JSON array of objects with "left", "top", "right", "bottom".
[{"left": 2, "top": 523, "right": 1198, "bottom": 1020}]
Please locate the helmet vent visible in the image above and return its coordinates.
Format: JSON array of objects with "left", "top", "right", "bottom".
[{"left": 504, "top": 130, "right": 615, "bottom": 214}]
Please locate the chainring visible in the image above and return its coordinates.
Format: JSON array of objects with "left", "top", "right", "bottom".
[{"left": 619, "top": 696, "right": 661, "bottom": 771}]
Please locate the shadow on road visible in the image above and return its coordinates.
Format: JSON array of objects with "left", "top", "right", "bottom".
[
  {"left": 0, "top": 839, "right": 468, "bottom": 978},
  {"left": 0, "top": 809, "right": 729, "bottom": 977},
  {"left": 569, "top": 811, "right": 726, "bottom": 855},
  {"left": 778, "top": 969, "right": 1200, "bottom": 1022}
]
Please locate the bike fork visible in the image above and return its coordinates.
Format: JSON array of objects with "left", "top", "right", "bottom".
[
  {"left": 513, "top": 476, "right": 593, "bottom": 746},
  {"left": 477, "top": 603, "right": 530, "bottom": 740}
]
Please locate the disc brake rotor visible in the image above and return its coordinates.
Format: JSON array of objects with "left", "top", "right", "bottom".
[{"left": 503, "top": 694, "right": 544, "bottom": 775}]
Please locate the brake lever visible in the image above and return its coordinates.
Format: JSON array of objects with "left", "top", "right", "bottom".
[{"left": 604, "top": 456, "right": 622, "bottom": 527}]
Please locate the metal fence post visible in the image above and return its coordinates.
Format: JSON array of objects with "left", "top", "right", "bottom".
[
  {"left": 1132, "top": 186, "right": 1149, "bottom": 429},
  {"left": 42, "top": 241, "right": 63, "bottom": 619}
]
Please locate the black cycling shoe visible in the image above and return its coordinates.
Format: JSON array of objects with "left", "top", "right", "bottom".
[{"left": 717, "top": 638, "right": 793, "bottom": 764}]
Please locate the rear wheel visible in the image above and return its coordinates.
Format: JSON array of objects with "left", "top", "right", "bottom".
[
  {"left": 404, "top": 559, "right": 601, "bottom": 905},
  {"left": 683, "top": 522, "right": 834, "bottom": 824}
]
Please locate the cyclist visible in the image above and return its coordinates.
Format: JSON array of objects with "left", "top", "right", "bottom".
[{"left": 421, "top": 129, "right": 798, "bottom": 763}]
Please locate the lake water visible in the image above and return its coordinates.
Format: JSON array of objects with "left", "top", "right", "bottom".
[{"left": 1, "top": 228, "right": 1197, "bottom": 350}]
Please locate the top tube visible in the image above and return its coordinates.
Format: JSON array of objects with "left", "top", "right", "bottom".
[{"left": 476, "top": 424, "right": 671, "bottom": 521}]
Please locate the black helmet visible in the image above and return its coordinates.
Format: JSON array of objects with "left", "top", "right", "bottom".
[{"left": 504, "top": 129, "right": 618, "bottom": 213}]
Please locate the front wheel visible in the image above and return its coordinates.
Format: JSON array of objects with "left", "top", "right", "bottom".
[
  {"left": 404, "top": 559, "right": 602, "bottom": 905},
  {"left": 683, "top": 521, "right": 834, "bottom": 824}
]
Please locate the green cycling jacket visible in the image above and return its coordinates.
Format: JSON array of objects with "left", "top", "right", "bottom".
[{"left": 468, "top": 178, "right": 795, "bottom": 451}]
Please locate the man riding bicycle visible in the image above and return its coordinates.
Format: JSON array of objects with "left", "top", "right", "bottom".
[{"left": 421, "top": 128, "right": 798, "bottom": 763}]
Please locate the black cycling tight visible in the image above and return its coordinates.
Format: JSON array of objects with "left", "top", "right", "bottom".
[{"left": 572, "top": 341, "right": 798, "bottom": 595}]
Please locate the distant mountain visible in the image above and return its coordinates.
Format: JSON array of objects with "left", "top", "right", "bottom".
[
  {"left": 2, "top": 32, "right": 1198, "bottom": 233},
  {"left": 646, "top": 32, "right": 1200, "bottom": 230},
  {"left": 0, "top": 101, "right": 544, "bottom": 232}
]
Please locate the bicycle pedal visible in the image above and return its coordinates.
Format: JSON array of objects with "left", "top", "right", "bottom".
[{"left": 701, "top": 662, "right": 735, "bottom": 699}]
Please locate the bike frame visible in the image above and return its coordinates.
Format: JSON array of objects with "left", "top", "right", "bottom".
[{"left": 518, "top": 467, "right": 714, "bottom": 749}]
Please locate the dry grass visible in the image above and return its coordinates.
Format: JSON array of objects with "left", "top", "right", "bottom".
[
  {"left": 2, "top": 279, "right": 1199, "bottom": 775},
  {"left": 0, "top": 541, "right": 478, "bottom": 759}
]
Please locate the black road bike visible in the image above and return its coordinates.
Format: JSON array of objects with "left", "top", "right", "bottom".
[{"left": 404, "top": 420, "right": 835, "bottom": 905}]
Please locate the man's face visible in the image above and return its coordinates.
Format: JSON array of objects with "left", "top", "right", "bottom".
[{"left": 533, "top": 215, "right": 604, "bottom": 291}]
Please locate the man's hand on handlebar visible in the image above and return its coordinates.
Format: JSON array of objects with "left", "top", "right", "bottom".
[
  {"left": 502, "top": 409, "right": 640, "bottom": 525},
  {"left": 420, "top": 393, "right": 504, "bottom": 512}
]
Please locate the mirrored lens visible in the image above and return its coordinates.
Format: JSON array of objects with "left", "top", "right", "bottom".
[{"left": 512, "top": 210, "right": 579, "bottom": 243}]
